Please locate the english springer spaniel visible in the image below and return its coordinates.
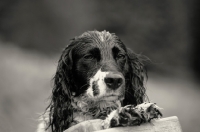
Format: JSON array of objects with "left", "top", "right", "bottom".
[{"left": 37, "top": 30, "right": 162, "bottom": 132}]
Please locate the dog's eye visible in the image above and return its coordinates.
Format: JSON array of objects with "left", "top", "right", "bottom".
[
  {"left": 83, "top": 54, "right": 94, "bottom": 60},
  {"left": 116, "top": 54, "right": 125, "bottom": 60}
]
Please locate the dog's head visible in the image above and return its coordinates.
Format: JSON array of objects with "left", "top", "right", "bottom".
[
  {"left": 71, "top": 31, "right": 128, "bottom": 101},
  {"left": 48, "top": 31, "right": 147, "bottom": 131}
]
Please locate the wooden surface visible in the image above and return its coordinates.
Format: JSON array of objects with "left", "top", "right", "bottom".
[
  {"left": 96, "top": 116, "right": 182, "bottom": 132},
  {"left": 64, "top": 116, "right": 182, "bottom": 132}
]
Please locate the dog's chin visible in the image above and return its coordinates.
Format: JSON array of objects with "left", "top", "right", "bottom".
[
  {"left": 99, "top": 95, "right": 124, "bottom": 102},
  {"left": 72, "top": 92, "right": 124, "bottom": 120},
  {"left": 101, "top": 95, "right": 119, "bottom": 101}
]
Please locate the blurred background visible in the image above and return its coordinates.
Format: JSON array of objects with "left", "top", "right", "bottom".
[{"left": 0, "top": 0, "right": 200, "bottom": 132}]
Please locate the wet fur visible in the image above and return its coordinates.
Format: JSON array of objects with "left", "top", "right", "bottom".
[{"left": 38, "top": 31, "right": 148, "bottom": 132}]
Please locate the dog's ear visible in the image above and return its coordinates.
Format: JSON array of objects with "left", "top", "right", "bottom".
[
  {"left": 123, "top": 48, "right": 149, "bottom": 106},
  {"left": 47, "top": 43, "right": 75, "bottom": 132}
]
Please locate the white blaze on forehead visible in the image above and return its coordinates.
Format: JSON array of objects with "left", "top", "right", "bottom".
[
  {"left": 87, "top": 69, "right": 109, "bottom": 98},
  {"left": 98, "top": 30, "right": 112, "bottom": 42},
  {"left": 99, "top": 35, "right": 104, "bottom": 42}
]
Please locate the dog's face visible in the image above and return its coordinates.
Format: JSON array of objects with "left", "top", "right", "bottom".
[
  {"left": 70, "top": 31, "right": 129, "bottom": 102},
  {"left": 47, "top": 31, "right": 147, "bottom": 131}
]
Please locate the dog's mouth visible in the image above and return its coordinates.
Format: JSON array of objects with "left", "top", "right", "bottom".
[
  {"left": 95, "top": 95, "right": 122, "bottom": 110},
  {"left": 100, "top": 95, "right": 118, "bottom": 100},
  {"left": 99, "top": 94, "right": 124, "bottom": 102}
]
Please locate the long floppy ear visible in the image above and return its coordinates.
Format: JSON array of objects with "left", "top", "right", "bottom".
[
  {"left": 46, "top": 43, "right": 75, "bottom": 132},
  {"left": 123, "top": 48, "right": 149, "bottom": 106}
]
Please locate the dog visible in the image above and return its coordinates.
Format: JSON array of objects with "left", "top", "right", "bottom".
[{"left": 37, "top": 30, "right": 154, "bottom": 132}]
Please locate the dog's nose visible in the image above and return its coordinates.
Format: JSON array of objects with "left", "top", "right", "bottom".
[{"left": 104, "top": 74, "right": 124, "bottom": 90}]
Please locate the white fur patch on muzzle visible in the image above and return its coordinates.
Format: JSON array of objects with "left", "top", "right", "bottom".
[
  {"left": 86, "top": 69, "right": 125, "bottom": 100},
  {"left": 87, "top": 69, "right": 109, "bottom": 98}
]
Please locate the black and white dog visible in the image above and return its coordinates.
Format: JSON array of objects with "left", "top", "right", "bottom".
[{"left": 37, "top": 31, "right": 162, "bottom": 132}]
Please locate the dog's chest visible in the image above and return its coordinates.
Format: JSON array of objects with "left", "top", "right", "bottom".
[
  {"left": 71, "top": 97, "right": 121, "bottom": 126},
  {"left": 72, "top": 112, "right": 94, "bottom": 123}
]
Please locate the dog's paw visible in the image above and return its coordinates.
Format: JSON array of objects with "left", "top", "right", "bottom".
[
  {"left": 102, "top": 102, "right": 163, "bottom": 129},
  {"left": 102, "top": 109, "right": 120, "bottom": 129},
  {"left": 117, "top": 105, "right": 143, "bottom": 126},
  {"left": 102, "top": 105, "right": 142, "bottom": 128},
  {"left": 135, "top": 102, "right": 162, "bottom": 122}
]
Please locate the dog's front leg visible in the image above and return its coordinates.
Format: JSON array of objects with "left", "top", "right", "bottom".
[{"left": 102, "top": 102, "right": 163, "bottom": 129}]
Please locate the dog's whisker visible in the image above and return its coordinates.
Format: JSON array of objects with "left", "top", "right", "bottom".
[{"left": 79, "top": 83, "right": 88, "bottom": 90}]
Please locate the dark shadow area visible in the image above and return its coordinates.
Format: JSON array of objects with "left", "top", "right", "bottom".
[{"left": 190, "top": 0, "right": 200, "bottom": 79}]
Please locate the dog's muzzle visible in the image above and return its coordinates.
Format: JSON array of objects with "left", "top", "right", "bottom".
[{"left": 87, "top": 69, "right": 125, "bottom": 99}]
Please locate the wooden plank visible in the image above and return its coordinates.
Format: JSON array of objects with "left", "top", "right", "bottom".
[
  {"left": 64, "top": 116, "right": 182, "bottom": 132},
  {"left": 96, "top": 116, "right": 182, "bottom": 132}
]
